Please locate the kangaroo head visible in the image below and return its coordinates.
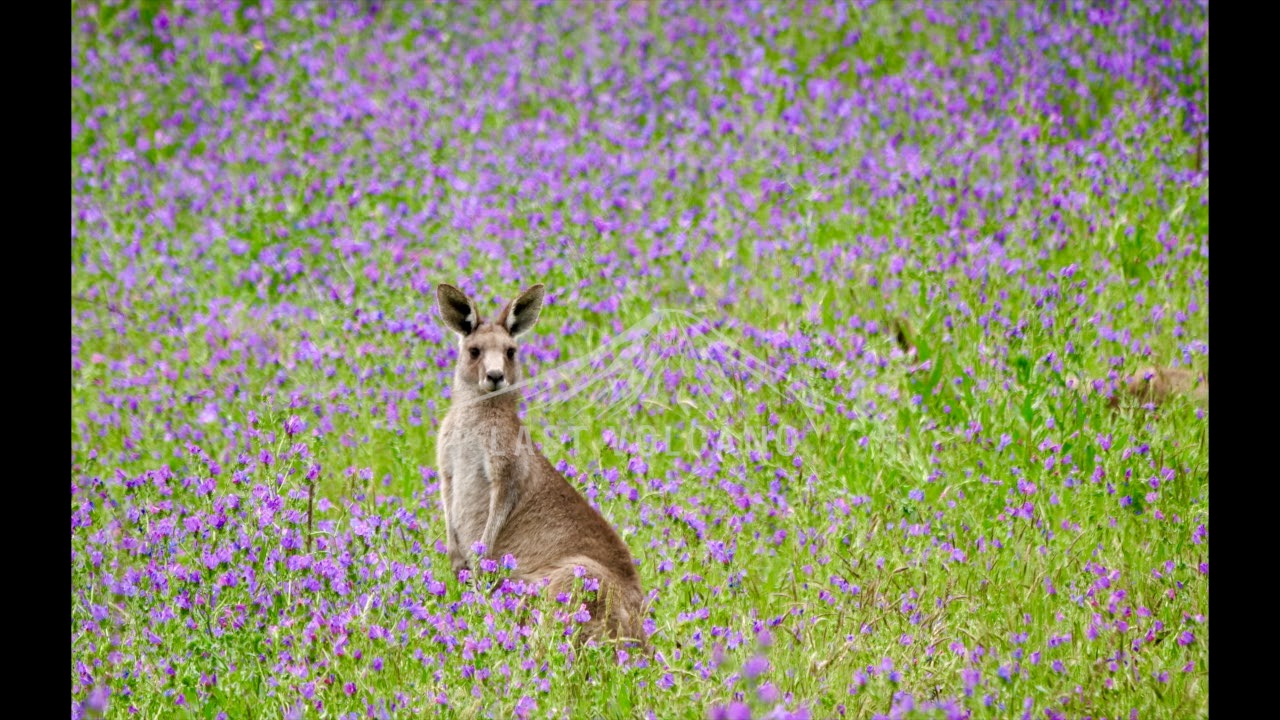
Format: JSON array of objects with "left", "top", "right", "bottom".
[{"left": 437, "top": 283, "right": 546, "bottom": 395}]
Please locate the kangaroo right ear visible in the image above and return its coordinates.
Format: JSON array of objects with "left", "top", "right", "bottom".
[{"left": 437, "top": 284, "right": 479, "bottom": 337}]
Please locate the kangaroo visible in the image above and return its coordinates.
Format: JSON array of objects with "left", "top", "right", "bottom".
[
  {"left": 1110, "top": 365, "right": 1209, "bottom": 410},
  {"left": 434, "top": 283, "right": 646, "bottom": 644}
]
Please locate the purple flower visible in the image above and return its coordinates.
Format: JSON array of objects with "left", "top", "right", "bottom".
[
  {"left": 757, "top": 682, "right": 778, "bottom": 703},
  {"left": 743, "top": 655, "right": 769, "bottom": 679},
  {"left": 84, "top": 685, "right": 109, "bottom": 714},
  {"left": 756, "top": 629, "right": 773, "bottom": 648}
]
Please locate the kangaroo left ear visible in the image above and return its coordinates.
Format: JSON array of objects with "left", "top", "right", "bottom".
[{"left": 498, "top": 284, "right": 545, "bottom": 337}]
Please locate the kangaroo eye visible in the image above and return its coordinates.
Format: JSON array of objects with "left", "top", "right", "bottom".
[
  {"left": 506, "top": 348, "right": 516, "bottom": 360},
  {"left": 468, "top": 348, "right": 480, "bottom": 359}
]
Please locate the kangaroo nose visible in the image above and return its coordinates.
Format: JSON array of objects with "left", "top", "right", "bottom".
[{"left": 487, "top": 370, "right": 504, "bottom": 383}]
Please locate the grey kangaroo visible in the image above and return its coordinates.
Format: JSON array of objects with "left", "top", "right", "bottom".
[{"left": 435, "top": 283, "right": 645, "bottom": 644}]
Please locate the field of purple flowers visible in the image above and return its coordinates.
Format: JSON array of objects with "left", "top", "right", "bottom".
[{"left": 71, "top": 1, "right": 1208, "bottom": 718}]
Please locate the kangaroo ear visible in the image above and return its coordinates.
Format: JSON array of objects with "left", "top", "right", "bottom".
[
  {"left": 437, "top": 284, "right": 480, "bottom": 336},
  {"left": 498, "top": 284, "right": 545, "bottom": 338}
]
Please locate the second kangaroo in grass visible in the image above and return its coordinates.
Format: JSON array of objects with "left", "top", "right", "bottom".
[
  {"left": 1110, "top": 365, "right": 1209, "bottom": 410},
  {"left": 435, "top": 283, "right": 645, "bottom": 644}
]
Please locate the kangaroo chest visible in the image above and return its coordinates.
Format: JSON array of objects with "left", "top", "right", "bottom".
[{"left": 440, "top": 412, "right": 530, "bottom": 545}]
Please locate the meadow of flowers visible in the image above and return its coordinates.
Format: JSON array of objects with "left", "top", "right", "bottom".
[{"left": 71, "top": 1, "right": 1208, "bottom": 717}]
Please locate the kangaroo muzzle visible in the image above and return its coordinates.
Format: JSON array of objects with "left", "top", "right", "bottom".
[{"left": 481, "top": 353, "right": 507, "bottom": 391}]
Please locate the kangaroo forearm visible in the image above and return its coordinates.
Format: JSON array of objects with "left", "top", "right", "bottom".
[
  {"left": 439, "top": 467, "right": 456, "bottom": 545},
  {"left": 439, "top": 475, "right": 453, "bottom": 528},
  {"left": 479, "top": 475, "right": 519, "bottom": 557},
  {"left": 440, "top": 467, "right": 470, "bottom": 576}
]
